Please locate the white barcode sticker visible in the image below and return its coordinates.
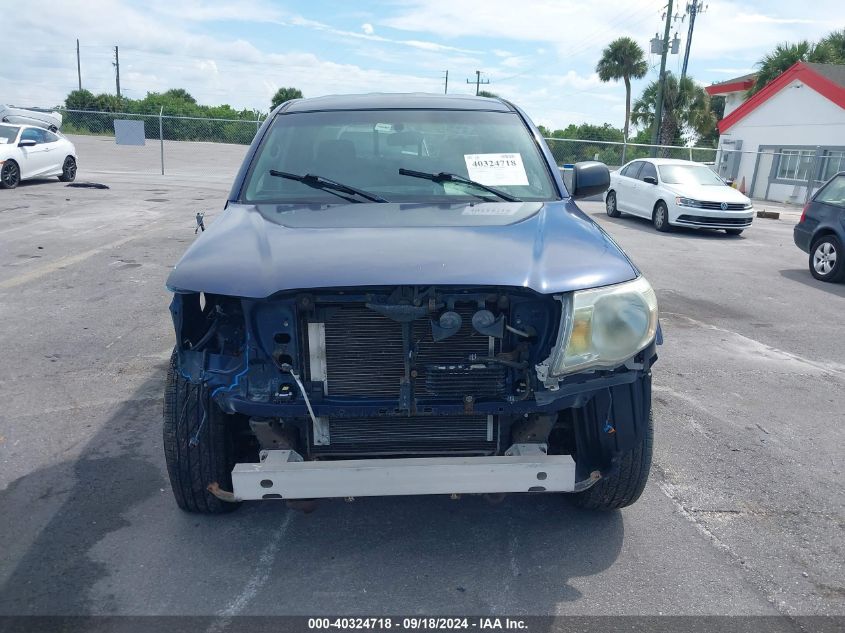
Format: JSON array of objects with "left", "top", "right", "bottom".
[{"left": 464, "top": 153, "right": 528, "bottom": 187}]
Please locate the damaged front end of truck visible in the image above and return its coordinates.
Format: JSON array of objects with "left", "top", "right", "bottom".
[
  {"left": 167, "top": 279, "right": 658, "bottom": 509},
  {"left": 162, "top": 93, "right": 661, "bottom": 514}
]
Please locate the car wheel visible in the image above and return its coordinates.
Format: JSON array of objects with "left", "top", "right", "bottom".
[
  {"left": 59, "top": 156, "right": 77, "bottom": 182},
  {"left": 571, "top": 411, "right": 654, "bottom": 510},
  {"left": 809, "top": 234, "right": 845, "bottom": 283},
  {"left": 605, "top": 190, "right": 621, "bottom": 218},
  {"left": 1, "top": 160, "right": 20, "bottom": 189},
  {"left": 725, "top": 229, "right": 743, "bottom": 236},
  {"left": 163, "top": 349, "right": 241, "bottom": 514},
  {"left": 652, "top": 201, "right": 671, "bottom": 232}
]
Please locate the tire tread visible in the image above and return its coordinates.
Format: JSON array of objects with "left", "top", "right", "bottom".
[{"left": 162, "top": 350, "right": 240, "bottom": 514}]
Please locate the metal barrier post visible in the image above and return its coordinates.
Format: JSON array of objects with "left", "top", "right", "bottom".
[
  {"left": 804, "top": 147, "right": 820, "bottom": 205},
  {"left": 159, "top": 106, "right": 165, "bottom": 176}
]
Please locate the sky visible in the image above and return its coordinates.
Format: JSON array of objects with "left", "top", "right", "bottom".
[{"left": 4, "top": 0, "right": 844, "bottom": 131}]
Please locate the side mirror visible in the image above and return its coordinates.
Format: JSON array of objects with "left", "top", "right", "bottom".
[
  {"left": 18, "top": 139, "right": 36, "bottom": 148},
  {"left": 643, "top": 176, "right": 658, "bottom": 185},
  {"left": 570, "top": 161, "right": 610, "bottom": 199}
]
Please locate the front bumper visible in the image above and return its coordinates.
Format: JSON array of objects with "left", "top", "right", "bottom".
[
  {"left": 670, "top": 204, "right": 754, "bottom": 229},
  {"left": 230, "top": 445, "right": 576, "bottom": 500}
]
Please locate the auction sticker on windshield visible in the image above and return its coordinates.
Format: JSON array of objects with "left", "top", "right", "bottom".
[{"left": 464, "top": 153, "right": 529, "bottom": 187}]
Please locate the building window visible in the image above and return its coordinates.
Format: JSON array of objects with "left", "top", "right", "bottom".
[
  {"left": 776, "top": 149, "right": 815, "bottom": 181},
  {"left": 821, "top": 151, "right": 845, "bottom": 181}
]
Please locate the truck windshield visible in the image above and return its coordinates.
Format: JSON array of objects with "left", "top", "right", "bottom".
[{"left": 242, "top": 109, "right": 558, "bottom": 204}]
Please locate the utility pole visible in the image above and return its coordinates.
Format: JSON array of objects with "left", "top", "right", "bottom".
[
  {"left": 466, "top": 70, "right": 489, "bottom": 96},
  {"left": 650, "top": 0, "right": 674, "bottom": 153},
  {"left": 113, "top": 45, "right": 121, "bottom": 98},
  {"left": 681, "top": 1, "right": 704, "bottom": 84},
  {"left": 75, "top": 39, "right": 82, "bottom": 91},
  {"left": 443, "top": 70, "right": 449, "bottom": 94}
]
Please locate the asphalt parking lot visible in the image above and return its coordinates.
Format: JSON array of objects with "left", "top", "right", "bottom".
[{"left": 0, "top": 151, "right": 843, "bottom": 620}]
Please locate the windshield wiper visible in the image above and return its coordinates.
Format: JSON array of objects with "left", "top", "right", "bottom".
[
  {"left": 398, "top": 168, "right": 521, "bottom": 202},
  {"left": 269, "top": 170, "right": 388, "bottom": 203}
]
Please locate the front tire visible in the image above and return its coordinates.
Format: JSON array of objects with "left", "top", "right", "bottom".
[
  {"left": 59, "top": 156, "right": 77, "bottom": 182},
  {"left": 163, "top": 350, "right": 241, "bottom": 514},
  {"left": 1, "top": 160, "right": 20, "bottom": 189},
  {"left": 810, "top": 234, "right": 845, "bottom": 283},
  {"left": 652, "top": 201, "right": 671, "bottom": 232},
  {"left": 605, "top": 190, "right": 621, "bottom": 218},
  {"left": 725, "top": 229, "right": 744, "bottom": 236},
  {"left": 571, "top": 411, "right": 654, "bottom": 510}
]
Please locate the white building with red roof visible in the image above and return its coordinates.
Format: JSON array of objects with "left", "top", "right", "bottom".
[{"left": 707, "top": 61, "right": 845, "bottom": 203}]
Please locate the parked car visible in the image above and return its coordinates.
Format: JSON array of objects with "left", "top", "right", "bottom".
[
  {"left": 164, "top": 93, "right": 660, "bottom": 514},
  {"left": 793, "top": 171, "right": 845, "bottom": 283},
  {"left": 605, "top": 158, "right": 753, "bottom": 234},
  {"left": 0, "top": 124, "right": 77, "bottom": 189},
  {"left": 0, "top": 104, "right": 62, "bottom": 131}
]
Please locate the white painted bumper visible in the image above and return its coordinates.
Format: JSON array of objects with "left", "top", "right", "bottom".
[{"left": 231, "top": 447, "right": 576, "bottom": 500}]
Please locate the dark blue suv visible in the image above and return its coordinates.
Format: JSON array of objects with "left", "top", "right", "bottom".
[{"left": 794, "top": 172, "right": 845, "bottom": 283}]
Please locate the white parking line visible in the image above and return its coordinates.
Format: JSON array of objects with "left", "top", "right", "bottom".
[{"left": 207, "top": 512, "right": 293, "bottom": 630}]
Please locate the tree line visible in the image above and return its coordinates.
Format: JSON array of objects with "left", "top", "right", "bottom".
[{"left": 60, "top": 86, "right": 304, "bottom": 144}]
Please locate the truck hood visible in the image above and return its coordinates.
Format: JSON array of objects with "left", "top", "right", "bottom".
[{"left": 167, "top": 200, "right": 638, "bottom": 298}]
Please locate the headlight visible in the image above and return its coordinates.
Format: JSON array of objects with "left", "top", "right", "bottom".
[
  {"left": 743, "top": 201, "right": 753, "bottom": 209},
  {"left": 675, "top": 196, "right": 700, "bottom": 207},
  {"left": 539, "top": 276, "right": 658, "bottom": 381}
]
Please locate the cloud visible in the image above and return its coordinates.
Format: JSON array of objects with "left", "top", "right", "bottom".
[
  {"left": 289, "top": 15, "right": 480, "bottom": 54},
  {"left": 362, "top": 23, "right": 374, "bottom": 35}
]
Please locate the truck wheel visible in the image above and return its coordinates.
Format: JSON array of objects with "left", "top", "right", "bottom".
[
  {"left": 571, "top": 411, "right": 653, "bottom": 510},
  {"left": 163, "top": 350, "right": 240, "bottom": 514}
]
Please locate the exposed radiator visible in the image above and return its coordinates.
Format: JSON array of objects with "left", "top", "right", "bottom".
[
  {"left": 320, "top": 303, "right": 501, "bottom": 399},
  {"left": 323, "top": 306, "right": 404, "bottom": 397},
  {"left": 310, "top": 415, "right": 498, "bottom": 456}
]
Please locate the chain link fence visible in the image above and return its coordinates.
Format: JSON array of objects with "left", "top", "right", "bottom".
[
  {"left": 545, "top": 137, "right": 844, "bottom": 204},
  {"left": 543, "top": 137, "right": 718, "bottom": 171},
  {"left": 52, "top": 108, "right": 264, "bottom": 176}
]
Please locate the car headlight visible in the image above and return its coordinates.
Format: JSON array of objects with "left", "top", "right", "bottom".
[
  {"left": 675, "top": 196, "right": 700, "bottom": 207},
  {"left": 742, "top": 201, "right": 753, "bottom": 209},
  {"left": 538, "top": 276, "right": 658, "bottom": 382}
]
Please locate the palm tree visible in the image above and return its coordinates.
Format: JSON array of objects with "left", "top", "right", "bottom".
[
  {"left": 749, "top": 41, "right": 832, "bottom": 95},
  {"left": 596, "top": 37, "right": 648, "bottom": 143},
  {"left": 818, "top": 29, "right": 845, "bottom": 63},
  {"left": 631, "top": 73, "right": 715, "bottom": 152}
]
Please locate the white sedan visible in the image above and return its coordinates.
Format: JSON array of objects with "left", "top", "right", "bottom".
[
  {"left": 604, "top": 158, "right": 753, "bottom": 235},
  {"left": 0, "top": 123, "right": 77, "bottom": 189}
]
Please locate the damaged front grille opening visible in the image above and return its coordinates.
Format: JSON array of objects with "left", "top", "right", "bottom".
[{"left": 288, "top": 286, "right": 558, "bottom": 458}]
